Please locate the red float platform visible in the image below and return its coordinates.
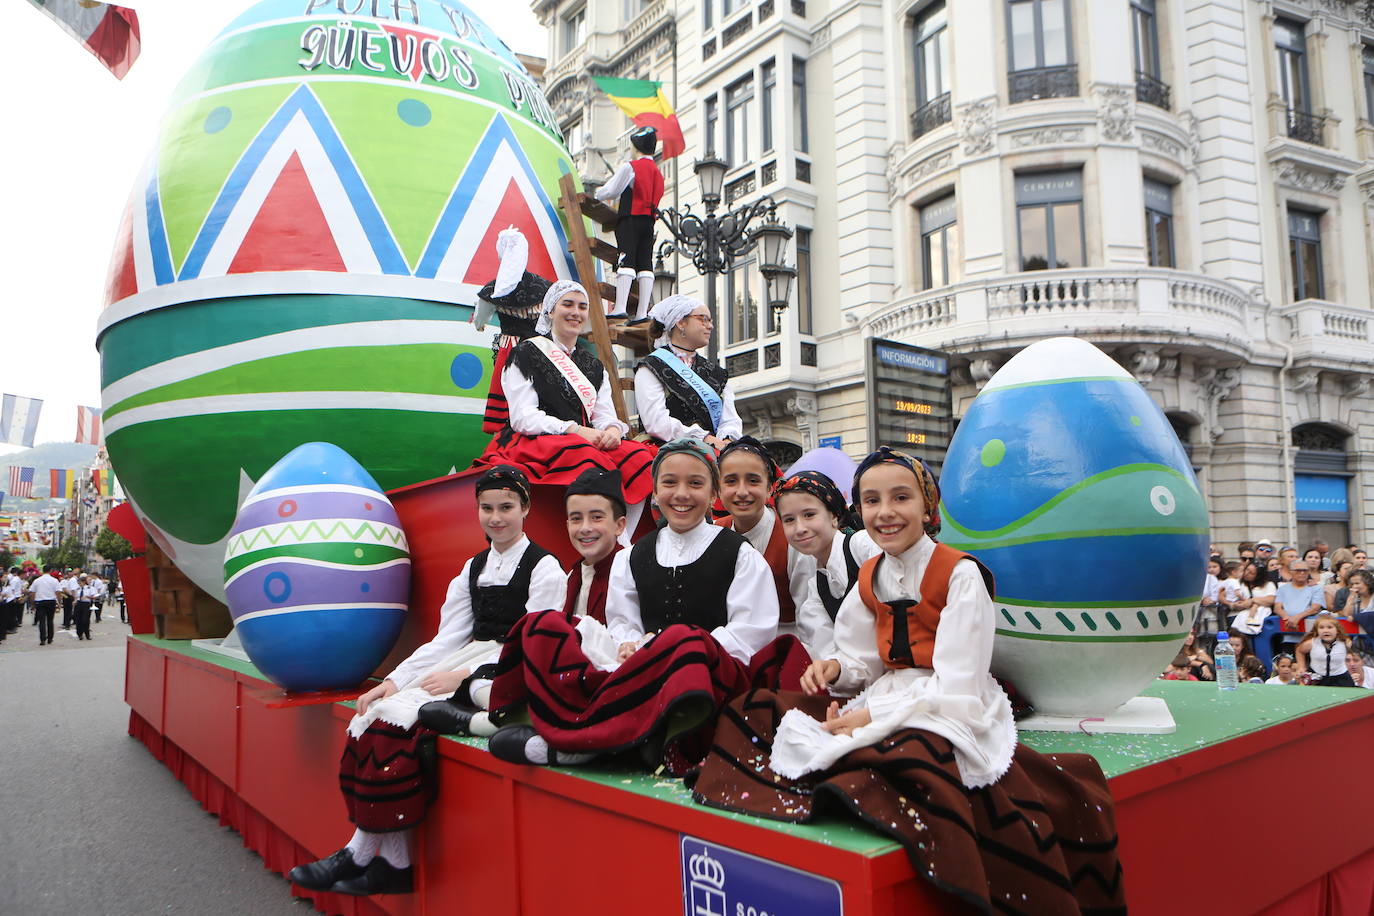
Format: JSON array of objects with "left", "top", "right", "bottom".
[{"left": 126, "top": 634, "right": 1374, "bottom": 915}]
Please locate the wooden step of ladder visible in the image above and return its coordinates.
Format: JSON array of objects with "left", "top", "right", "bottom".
[{"left": 556, "top": 173, "right": 654, "bottom": 426}]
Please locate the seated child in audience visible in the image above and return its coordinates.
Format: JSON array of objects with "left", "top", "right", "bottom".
[
  {"left": 1237, "top": 656, "right": 1266, "bottom": 683},
  {"left": 1265, "top": 654, "right": 1299, "bottom": 685},
  {"left": 1162, "top": 654, "right": 1197, "bottom": 681}
]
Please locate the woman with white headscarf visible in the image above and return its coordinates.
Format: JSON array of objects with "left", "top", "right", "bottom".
[
  {"left": 634, "top": 295, "right": 742, "bottom": 448},
  {"left": 477, "top": 279, "right": 656, "bottom": 506}
]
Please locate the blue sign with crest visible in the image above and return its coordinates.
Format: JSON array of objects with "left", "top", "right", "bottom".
[{"left": 680, "top": 835, "right": 843, "bottom": 916}]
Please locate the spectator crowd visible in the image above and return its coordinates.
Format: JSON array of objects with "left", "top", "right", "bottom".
[{"left": 1165, "top": 539, "right": 1374, "bottom": 688}]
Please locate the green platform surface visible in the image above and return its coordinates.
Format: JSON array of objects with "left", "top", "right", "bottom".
[{"left": 134, "top": 636, "right": 1374, "bottom": 858}]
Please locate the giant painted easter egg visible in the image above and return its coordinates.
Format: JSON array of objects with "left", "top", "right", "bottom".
[
  {"left": 99, "top": 0, "right": 579, "bottom": 598},
  {"left": 939, "top": 338, "right": 1208, "bottom": 717},
  {"left": 225, "top": 442, "right": 409, "bottom": 691}
]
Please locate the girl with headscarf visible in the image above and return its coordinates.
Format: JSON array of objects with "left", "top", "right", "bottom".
[
  {"left": 688, "top": 449, "right": 1125, "bottom": 915},
  {"left": 773, "top": 470, "right": 880, "bottom": 663},
  {"left": 478, "top": 279, "right": 656, "bottom": 508},
  {"left": 288, "top": 466, "right": 564, "bottom": 899},
  {"left": 634, "top": 294, "right": 742, "bottom": 448},
  {"left": 485, "top": 439, "right": 810, "bottom": 774}
]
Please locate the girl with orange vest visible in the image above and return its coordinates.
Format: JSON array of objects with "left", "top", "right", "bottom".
[
  {"left": 783, "top": 447, "right": 1016, "bottom": 789},
  {"left": 715, "top": 437, "right": 810, "bottom": 631}
]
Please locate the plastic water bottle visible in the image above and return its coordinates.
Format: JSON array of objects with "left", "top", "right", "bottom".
[{"left": 1215, "top": 631, "right": 1238, "bottom": 690}]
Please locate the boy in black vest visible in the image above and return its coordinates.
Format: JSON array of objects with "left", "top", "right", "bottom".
[{"left": 595, "top": 126, "right": 664, "bottom": 320}]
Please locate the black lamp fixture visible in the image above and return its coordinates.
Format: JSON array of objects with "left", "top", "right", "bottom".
[
  {"left": 693, "top": 156, "right": 729, "bottom": 213},
  {"left": 652, "top": 251, "right": 677, "bottom": 304}
]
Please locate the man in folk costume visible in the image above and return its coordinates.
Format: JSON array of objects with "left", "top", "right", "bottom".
[
  {"left": 478, "top": 280, "right": 655, "bottom": 530},
  {"left": 473, "top": 227, "right": 550, "bottom": 433},
  {"left": 594, "top": 125, "right": 664, "bottom": 320},
  {"left": 634, "top": 294, "right": 742, "bottom": 448},
  {"left": 689, "top": 448, "right": 1127, "bottom": 914},
  {"left": 715, "top": 437, "right": 810, "bottom": 633},
  {"left": 288, "top": 466, "right": 564, "bottom": 897}
]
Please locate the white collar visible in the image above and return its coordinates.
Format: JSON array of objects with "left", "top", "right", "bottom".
[
  {"left": 661, "top": 517, "right": 714, "bottom": 546},
  {"left": 547, "top": 333, "right": 577, "bottom": 353},
  {"left": 490, "top": 534, "right": 529, "bottom": 561},
  {"left": 890, "top": 534, "right": 934, "bottom": 571}
]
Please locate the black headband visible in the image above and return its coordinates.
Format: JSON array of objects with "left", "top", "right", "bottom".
[
  {"left": 718, "top": 436, "right": 780, "bottom": 484},
  {"left": 475, "top": 465, "right": 531, "bottom": 505},
  {"left": 772, "top": 470, "right": 848, "bottom": 519}
]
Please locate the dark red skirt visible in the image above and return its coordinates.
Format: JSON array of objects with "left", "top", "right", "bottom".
[
  {"left": 478, "top": 428, "right": 656, "bottom": 504},
  {"left": 488, "top": 610, "right": 811, "bottom": 775},
  {"left": 482, "top": 345, "right": 515, "bottom": 433},
  {"left": 338, "top": 721, "right": 437, "bottom": 833},
  {"left": 688, "top": 690, "right": 1126, "bottom": 915}
]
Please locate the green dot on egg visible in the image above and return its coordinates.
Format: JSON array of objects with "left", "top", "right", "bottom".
[
  {"left": 980, "top": 439, "right": 1006, "bottom": 467},
  {"left": 354, "top": 548, "right": 365, "bottom": 558},
  {"left": 1130, "top": 415, "right": 1142, "bottom": 426}
]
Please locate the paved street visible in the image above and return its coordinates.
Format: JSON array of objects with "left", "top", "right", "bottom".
[{"left": 0, "top": 608, "right": 308, "bottom": 915}]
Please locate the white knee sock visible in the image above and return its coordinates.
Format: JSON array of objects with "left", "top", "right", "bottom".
[
  {"left": 378, "top": 830, "right": 411, "bottom": 869},
  {"left": 610, "top": 270, "right": 634, "bottom": 316},
  {"left": 523, "top": 734, "right": 594, "bottom": 766},
  {"left": 634, "top": 271, "right": 654, "bottom": 319},
  {"left": 346, "top": 828, "right": 380, "bottom": 865},
  {"left": 468, "top": 710, "right": 499, "bottom": 737},
  {"left": 469, "top": 680, "right": 492, "bottom": 709}
]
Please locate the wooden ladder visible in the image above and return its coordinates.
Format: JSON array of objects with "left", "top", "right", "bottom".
[{"left": 556, "top": 172, "right": 654, "bottom": 425}]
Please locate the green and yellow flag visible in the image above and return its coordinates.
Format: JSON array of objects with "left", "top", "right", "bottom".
[{"left": 590, "top": 76, "right": 685, "bottom": 158}]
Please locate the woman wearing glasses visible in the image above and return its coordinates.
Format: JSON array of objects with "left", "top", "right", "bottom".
[{"left": 634, "top": 294, "right": 742, "bottom": 449}]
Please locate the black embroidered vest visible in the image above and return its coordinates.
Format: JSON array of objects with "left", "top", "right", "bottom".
[
  {"left": 637, "top": 351, "right": 728, "bottom": 436},
  {"left": 629, "top": 527, "right": 744, "bottom": 633},
  {"left": 816, "top": 531, "right": 863, "bottom": 621},
  {"left": 509, "top": 337, "right": 606, "bottom": 426},
  {"left": 468, "top": 542, "right": 554, "bottom": 642}
]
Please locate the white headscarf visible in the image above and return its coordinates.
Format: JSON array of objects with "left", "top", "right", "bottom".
[
  {"left": 650, "top": 294, "right": 705, "bottom": 348},
  {"left": 492, "top": 226, "right": 528, "bottom": 297},
  {"left": 536, "top": 279, "right": 589, "bottom": 335}
]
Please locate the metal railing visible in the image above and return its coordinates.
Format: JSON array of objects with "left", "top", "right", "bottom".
[
  {"left": 1135, "top": 71, "right": 1171, "bottom": 111},
  {"left": 910, "top": 92, "right": 952, "bottom": 139},
  {"left": 1285, "top": 109, "right": 1326, "bottom": 146},
  {"left": 1008, "top": 64, "right": 1078, "bottom": 104}
]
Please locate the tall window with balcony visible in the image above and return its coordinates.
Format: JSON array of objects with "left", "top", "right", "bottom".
[
  {"left": 1015, "top": 170, "right": 1084, "bottom": 271},
  {"left": 911, "top": 2, "right": 950, "bottom": 138},
  {"left": 704, "top": 95, "right": 719, "bottom": 156},
  {"left": 1143, "top": 179, "right": 1174, "bottom": 268},
  {"left": 561, "top": 6, "right": 586, "bottom": 57},
  {"left": 761, "top": 59, "right": 776, "bottom": 154},
  {"left": 1363, "top": 44, "right": 1374, "bottom": 123},
  {"left": 919, "top": 195, "right": 959, "bottom": 289},
  {"left": 1131, "top": 0, "right": 1169, "bottom": 110},
  {"left": 728, "top": 258, "right": 758, "bottom": 344},
  {"left": 725, "top": 75, "right": 754, "bottom": 168},
  {"left": 1287, "top": 208, "right": 1324, "bottom": 301},
  {"left": 1274, "top": 19, "right": 1322, "bottom": 145},
  {"left": 1007, "top": 0, "right": 1075, "bottom": 103},
  {"left": 796, "top": 228, "right": 813, "bottom": 335}
]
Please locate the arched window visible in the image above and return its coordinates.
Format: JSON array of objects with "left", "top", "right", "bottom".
[{"left": 1291, "top": 423, "right": 1350, "bottom": 548}]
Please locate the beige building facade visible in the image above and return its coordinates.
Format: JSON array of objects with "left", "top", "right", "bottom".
[{"left": 532, "top": 0, "right": 1374, "bottom": 550}]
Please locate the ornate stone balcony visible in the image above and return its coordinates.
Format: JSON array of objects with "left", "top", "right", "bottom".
[
  {"left": 864, "top": 268, "right": 1254, "bottom": 357},
  {"left": 1279, "top": 300, "right": 1374, "bottom": 364}
]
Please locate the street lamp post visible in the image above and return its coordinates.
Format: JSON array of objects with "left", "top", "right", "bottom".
[{"left": 654, "top": 156, "right": 797, "bottom": 347}]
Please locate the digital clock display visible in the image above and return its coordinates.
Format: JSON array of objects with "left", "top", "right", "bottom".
[{"left": 868, "top": 339, "right": 953, "bottom": 473}]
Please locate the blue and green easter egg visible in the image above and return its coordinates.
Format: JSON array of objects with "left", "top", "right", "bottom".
[
  {"left": 224, "top": 442, "right": 409, "bottom": 691},
  {"left": 99, "top": 0, "right": 581, "bottom": 598},
  {"left": 939, "top": 337, "right": 1209, "bottom": 717}
]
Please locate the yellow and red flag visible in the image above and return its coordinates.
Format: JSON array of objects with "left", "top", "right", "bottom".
[{"left": 590, "top": 76, "right": 685, "bottom": 158}]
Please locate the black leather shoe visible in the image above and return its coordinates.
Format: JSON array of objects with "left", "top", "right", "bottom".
[
  {"left": 488, "top": 724, "right": 540, "bottom": 764},
  {"left": 288, "top": 848, "right": 365, "bottom": 891},
  {"left": 417, "top": 699, "right": 476, "bottom": 735},
  {"left": 331, "top": 857, "right": 414, "bottom": 896}
]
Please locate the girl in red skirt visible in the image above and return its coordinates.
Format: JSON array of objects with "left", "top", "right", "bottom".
[{"left": 478, "top": 280, "right": 655, "bottom": 522}]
